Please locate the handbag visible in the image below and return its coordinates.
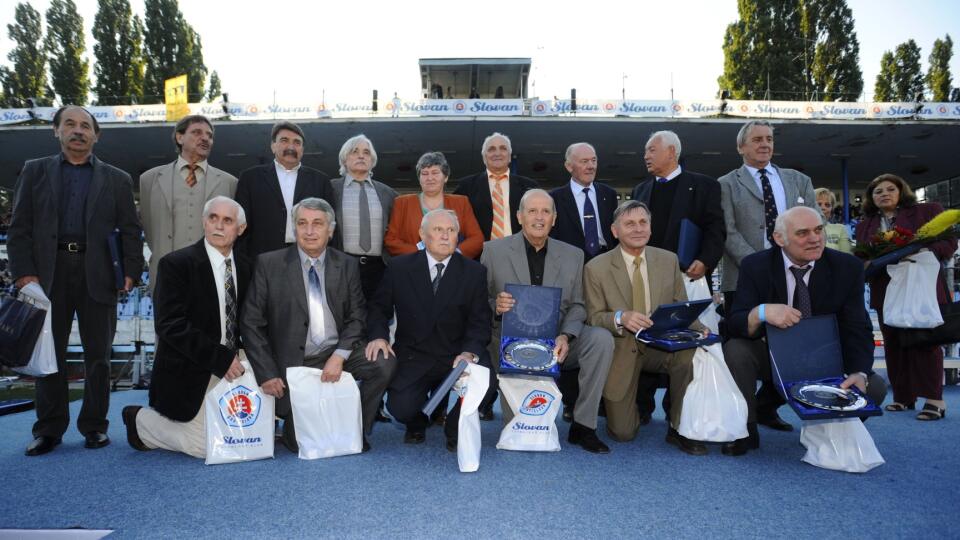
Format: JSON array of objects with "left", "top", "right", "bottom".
[
  {"left": 0, "top": 284, "right": 48, "bottom": 368},
  {"left": 882, "top": 251, "right": 943, "bottom": 329},
  {"left": 897, "top": 302, "right": 960, "bottom": 348},
  {"left": 677, "top": 344, "right": 748, "bottom": 442}
]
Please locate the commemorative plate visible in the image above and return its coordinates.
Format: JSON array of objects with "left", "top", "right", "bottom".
[
  {"left": 503, "top": 340, "right": 557, "bottom": 372},
  {"left": 789, "top": 383, "right": 867, "bottom": 411}
]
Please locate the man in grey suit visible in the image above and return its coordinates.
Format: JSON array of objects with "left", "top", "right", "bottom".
[
  {"left": 482, "top": 189, "right": 614, "bottom": 453},
  {"left": 9, "top": 105, "right": 143, "bottom": 456},
  {"left": 718, "top": 120, "right": 817, "bottom": 432},
  {"left": 241, "top": 197, "right": 395, "bottom": 452},
  {"left": 328, "top": 134, "right": 397, "bottom": 301},
  {"left": 140, "top": 115, "right": 238, "bottom": 290}
]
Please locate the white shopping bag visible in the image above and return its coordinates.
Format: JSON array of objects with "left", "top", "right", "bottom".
[
  {"left": 678, "top": 344, "right": 748, "bottom": 442},
  {"left": 800, "top": 417, "right": 885, "bottom": 473},
  {"left": 287, "top": 367, "right": 363, "bottom": 459},
  {"left": 884, "top": 250, "right": 944, "bottom": 328},
  {"left": 204, "top": 360, "right": 275, "bottom": 465},
  {"left": 454, "top": 363, "right": 490, "bottom": 473},
  {"left": 684, "top": 277, "right": 721, "bottom": 335},
  {"left": 14, "top": 283, "right": 57, "bottom": 377},
  {"left": 496, "top": 375, "right": 562, "bottom": 452}
]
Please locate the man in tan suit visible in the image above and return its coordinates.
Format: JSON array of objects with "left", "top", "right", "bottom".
[
  {"left": 584, "top": 200, "right": 705, "bottom": 455},
  {"left": 140, "top": 115, "right": 238, "bottom": 290}
]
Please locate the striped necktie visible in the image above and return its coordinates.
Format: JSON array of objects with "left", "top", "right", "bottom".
[{"left": 490, "top": 174, "right": 507, "bottom": 239}]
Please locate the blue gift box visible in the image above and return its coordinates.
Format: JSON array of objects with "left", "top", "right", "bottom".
[
  {"left": 635, "top": 299, "right": 721, "bottom": 352},
  {"left": 766, "top": 315, "right": 882, "bottom": 420},
  {"left": 499, "top": 283, "right": 562, "bottom": 378}
]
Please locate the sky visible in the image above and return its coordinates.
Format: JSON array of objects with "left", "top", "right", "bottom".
[{"left": 1, "top": 0, "right": 958, "bottom": 104}]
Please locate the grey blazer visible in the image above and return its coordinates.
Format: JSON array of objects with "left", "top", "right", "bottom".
[
  {"left": 480, "top": 233, "right": 586, "bottom": 338},
  {"left": 240, "top": 246, "right": 366, "bottom": 387},
  {"left": 718, "top": 164, "right": 816, "bottom": 292},
  {"left": 329, "top": 176, "right": 397, "bottom": 263},
  {"left": 139, "top": 160, "right": 237, "bottom": 290}
]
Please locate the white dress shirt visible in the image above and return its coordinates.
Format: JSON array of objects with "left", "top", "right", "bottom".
[
  {"left": 569, "top": 179, "right": 607, "bottom": 247},
  {"left": 274, "top": 160, "right": 301, "bottom": 243},
  {"left": 426, "top": 251, "right": 452, "bottom": 282},
  {"left": 781, "top": 251, "right": 815, "bottom": 309},
  {"left": 746, "top": 164, "right": 787, "bottom": 248},
  {"left": 203, "top": 239, "right": 235, "bottom": 346}
]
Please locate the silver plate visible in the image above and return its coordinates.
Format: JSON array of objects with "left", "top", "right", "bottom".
[
  {"left": 503, "top": 340, "right": 557, "bottom": 371},
  {"left": 790, "top": 383, "right": 867, "bottom": 411}
]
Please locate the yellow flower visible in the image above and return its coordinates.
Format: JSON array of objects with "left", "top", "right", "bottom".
[{"left": 917, "top": 209, "right": 960, "bottom": 239}]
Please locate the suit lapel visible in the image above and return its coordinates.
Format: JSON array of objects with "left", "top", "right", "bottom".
[
  {"left": 193, "top": 241, "right": 221, "bottom": 331},
  {"left": 204, "top": 167, "right": 225, "bottom": 201},
  {"left": 409, "top": 251, "right": 434, "bottom": 308},
  {"left": 609, "top": 250, "right": 633, "bottom": 309},
  {"left": 45, "top": 156, "right": 62, "bottom": 213},
  {"left": 158, "top": 161, "right": 176, "bottom": 212},
  {"left": 808, "top": 254, "right": 831, "bottom": 315},
  {"left": 774, "top": 165, "right": 799, "bottom": 206},
  {"left": 285, "top": 247, "right": 309, "bottom": 319},
  {"left": 85, "top": 156, "right": 107, "bottom": 225},
  {"left": 634, "top": 179, "right": 653, "bottom": 205},
  {"left": 736, "top": 165, "right": 763, "bottom": 202},
  {"left": 772, "top": 248, "right": 789, "bottom": 304},
  {"left": 264, "top": 165, "right": 286, "bottom": 208},
  {"left": 509, "top": 234, "right": 532, "bottom": 284},
  {"left": 431, "top": 254, "right": 460, "bottom": 318},
  {"left": 292, "top": 167, "right": 309, "bottom": 203},
  {"left": 542, "top": 238, "right": 562, "bottom": 287},
  {"left": 558, "top": 188, "right": 585, "bottom": 243},
  {"left": 323, "top": 250, "right": 343, "bottom": 328}
]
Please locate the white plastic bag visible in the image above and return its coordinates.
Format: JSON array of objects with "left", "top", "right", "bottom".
[
  {"left": 286, "top": 366, "right": 363, "bottom": 459},
  {"left": 884, "top": 250, "right": 944, "bottom": 328},
  {"left": 684, "top": 277, "right": 721, "bottom": 335},
  {"left": 678, "top": 344, "right": 748, "bottom": 442},
  {"left": 800, "top": 417, "right": 885, "bottom": 473},
  {"left": 14, "top": 283, "right": 57, "bottom": 377},
  {"left": 455, "top": 363, "right": 490, "bottom": 473},
  {"left": 496, "top": 375, "right": 562, "bottom": 452},
  {"left": 204, "top": 360, "right": 275, "bottom": 465}
]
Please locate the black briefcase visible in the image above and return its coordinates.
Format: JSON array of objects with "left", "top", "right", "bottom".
[
  {"left": 897, "top": 302, "right": 960, "bottom": 348},
  {"left": 0, "top": 294, "right": 46, "bottom": 368}
]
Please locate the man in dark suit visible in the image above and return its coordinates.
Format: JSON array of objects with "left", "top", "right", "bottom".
[
  {"left": 9, "top": 105, "right": 143, "bottom": 456},
  {"left": 234, "top": 121, "right": 332, "bottom": 260},
  {"left": 631, "top": 130, "right": 726, "bottom": 424},
  {"left": 549, "top": 142, "right": 618, "bottom": 262},
  {"left": 241, "top": 197, "right": 394, "bottom": 452},
  {"left": 366, "top": 209, "right": 492, "bottom": 449},
  {"left": 453, "top": 132, "right": 538, "bottom": 243},
  {"left": 122, "top": 197, "right": 251, "bottom": 457},
  {"left": 722, "top": 206, "right": 887, "bottom": 456}
]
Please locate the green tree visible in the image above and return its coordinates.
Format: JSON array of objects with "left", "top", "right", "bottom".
[
  {"left": 93, "top": 0, "right": 146, "bottom": 105},
  {"left": 874, "top": 51, "right": 895, "bottom": 101},
  {"left": 45, "top": 0, "right": 90, "bottom": 105},
  {"left": 206, "top": 70, "right": 221, "bottom": 101},
  {"left": 892, "top": 39, "right": 924, "bottom": 101},
  {"left": 1, "top": 3, "right": 52, "bottom": 107},
  {"left": 181, "top": 24, "right": 207, "bottom": 101},
  {"left": 926, "top": 34, "right": 954, "bottom": 102},
  {"left": 128, "top": 15, "right": 146, "bottom": 103},
  {"left": 807, "top": 0, "right": 863, "bottom": 101},
  {"left": 142, "top": 0, "right": 207, "bottom": 104}
]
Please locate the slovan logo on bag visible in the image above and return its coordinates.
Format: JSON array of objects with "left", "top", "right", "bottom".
[
  {"left": 519, "top": 390, "right": 554, "bottom": 416},
  {"left": 218, "top": 386, "right": 261, "bottom": 428}
]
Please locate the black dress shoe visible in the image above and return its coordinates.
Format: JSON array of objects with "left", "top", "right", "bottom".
[
  {"left": 568, "top": 422, "right": 610, "bottom": 454},
  {"left": 25, "top": 436, "right": 61, "bottom": 456},
  {"left": 403, "top": 429, "right": 426, "bottom": 444},
  {"left": 84, "top": 431, "right": 111, "bottom": 449},
  {"left": 721, "top": 423, "right": 760, "bottom": 456},
  {"left": 757, "top": 413, "right": 794, "bottom": 432},
  {"left": 122, "top": 406, "right": 151, "bottom": 451},
  {"left": 446, "top": 437, "right": 457, "bottom": 452},
  {"left": 432, "top": 411, "right": 447, "bottom": 427},
  {"left": 638, "top": 412, "right": 652, "bottom": 426},
  {"left": 562, "top": 405, "right": 574, "bottom": 423},
  {"left": 665, "top": 428, "right": 708, "bottom": 456},
  {"left": 375, "top": 405, "right": 391, "bottom": 423},
  {"left": 478, "top": 406, "right": 495, "bottom": 422},
  {"left": 362, "top": 438, "right": 371, "bottom": 452}
]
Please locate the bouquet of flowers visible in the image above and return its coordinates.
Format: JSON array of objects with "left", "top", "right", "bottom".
[{"left": 856, "top": 209, "right": 960, "bottom": 278}]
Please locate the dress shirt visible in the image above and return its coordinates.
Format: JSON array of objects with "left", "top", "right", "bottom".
[
  {"left": 745, "top": 164, "right": 787, "bottom": 248},
  {"left": 297, "top": 248, "right": 350, "bottom": 359},
  {"left": 274, "top": 160, "right": 301, "bottom": 243},
  {"left": 426, "top": 251, "right": 453, "bottom": 282},
  {"left": 781, "top": 251, "right": 815, "bottom": 310},
  {"left": 523, "top": 235, "right": 547, "bottom": 286},
  {"left": 656, "top": 165, "right": 682, "bottom": 182},
  {"left": 203, "top": 239, "right": 235, "bottom": 346},
  {"left": 58, "top": 153, "right": 93, "bottom": 241},
  {"left": 569, "top": 179, "right": 607, "bottom": 247},
  {"left": 341, "top": 176, "right": 384, "bottom": 256},
  {"left": 176, "top": 156, "right": 208, "bottom": 184},
  {"left": 487, "top": 169, "right": 512, "bottom": 236},
  {"left": 619, "top": 247, "right": 651, "bottom": 315}
]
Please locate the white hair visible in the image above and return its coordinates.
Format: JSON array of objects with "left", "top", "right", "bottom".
[
  {"left": 564, "top": 142, "right": 596, "bottom": 163},
  {"left": 736, "top": 120, "right": 774, "bottom": 148},
  {"left": 338, "top": 134, "right": 378, "bottom": 176},
  {"left": 420, "top": 208, "right": 460, "bottom": 233},
  {"left": 481, "top": 132, "right": 512, "bottom": 158},
  {"left": 773, "top": 206, "right": 822, "bottom": 245},
  {"left": 203, "top": 196, "right": 246, "bottom": 226},
  {"left": 647, "top": 130, "right": 682, "bottom": 158},
  {"left": 518, "top": 188, "right": 555, "bottom": 213},
  {"left": 292, "top": 197, "right": 337, "bottom": 231}
]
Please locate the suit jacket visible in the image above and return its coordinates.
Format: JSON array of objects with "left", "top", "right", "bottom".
[
  {"left": 584, "top": 245, "right": 690, "bottom": 401},
  {"left": 241, "top": 246, "right": 366, "bottom": 387},
  {"left": 718, "top": 164, "right": 816, "bottom": 292},
  {"left": 453, "top": 171, "right": 538, "bottom": 240},
  {"left": 384, "top": 193, "right": 485, "bottom": 259},
  {"left": 234, "top": 163, "right": 332, "bottom": 259},
  {"left": 631, "top": 170, "right": 726, "bottom": 271},
  {"left": 480, "top": 233, "right": 586, "bottom": 338},
  {"left": 854, "top": 202, "right": 957, "bottom": 310},
  {"left": 8, "top": 153, "right": 143, "bottom": 304},
  {"left": 549, "top": 181, "right": 618, "bottom": 260},
  {"left": 139, "top": 160, "right": 238, "bottom": 289},
  {"left": 368, "top": 251, "right": 491, "bottom": 390},
  {"left": 727, "top": 246, "right": 875, "bottom": 377},
  {"left": 148, "top": 239, "right": 251, "bottom": 421},
  {"left": 329, "top": 176, "right": 397, "bottom": 262}
]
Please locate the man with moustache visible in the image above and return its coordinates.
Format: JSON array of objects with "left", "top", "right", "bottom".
[
  {"left": 235, "top": 122, "right": 332, "bottom": 260},
  {"left": 549, "top": 142, "right": 618, "bottom": 262},
  {"left": 9, "top": 105, "right": 143, "bottom": 455},
  {"left": 140, "top": 115, "right": 237, "bottom": 290},
  {"left": 122, "top": 197, "right": 252, "bottom": 458}
]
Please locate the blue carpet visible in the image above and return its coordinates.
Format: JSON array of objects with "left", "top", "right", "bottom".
[{"left": 0, "top": 383, "right": 957, "bottom": 539}]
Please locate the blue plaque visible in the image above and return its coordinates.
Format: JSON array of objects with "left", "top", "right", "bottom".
[
  {"left": 766, "top": 315, "right": 882, "bottom": 420},
  {"left": 635, "top": 299, "right": 721, "bottom": 352},
  {"left": 677, "top": 219, "right": 702, "bottom": 272},
  {"left": 499, "top": 283, "right": 562, "bottom": 378}
]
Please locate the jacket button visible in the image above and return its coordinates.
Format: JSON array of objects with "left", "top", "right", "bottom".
[
  {"left": 299, "top": 346, "right": 304, "bottom": 351},
  {"left": 303, "top": 322, "right": 308, "bottom": 327}
]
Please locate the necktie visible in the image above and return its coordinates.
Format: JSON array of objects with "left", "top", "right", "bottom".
[
  {"left": 224, "top": 259, "right": 238, "bottom": 349},
  {"left": 656, "top": 177, "right": 667, "bottom": 183},
  {"left": 358, "top": 181, "right": 372, "bottom": 252},
  {"left": 491, "top": 174, "right": 507, "bottom": 239},
  {"left": 790, "top": 265, "right": 812, "bottom": 318},
  {"left": 632, "top": 256, "right": 646, "bottom": 314},
  {"left": 308, "top": 261, "right": 326, "bottom": 345},
  {"left": 582, "top": 187, "right": 600, "bottom": 257},
  {"left": 432, "top": 262, "right": 444, "bottom": 294},
  {"left": 759, "top": 168, "right": 778, "bottom": 246},
  {"left": 185, "top": 163, "right": 198, "bottom": 188}
]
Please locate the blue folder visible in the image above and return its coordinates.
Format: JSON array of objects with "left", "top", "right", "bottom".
[
  {"left": 677, "top": 218, "right": 702, "bottom": 271},
  {"left": 108, "top": 229, "right": 125, "bottom": 290},
  {"left": 635, "top": 299, "right": 720, "bottom": 352},
  {"left": 499, "top": 283, "right": 562, "bottom": 378}
]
